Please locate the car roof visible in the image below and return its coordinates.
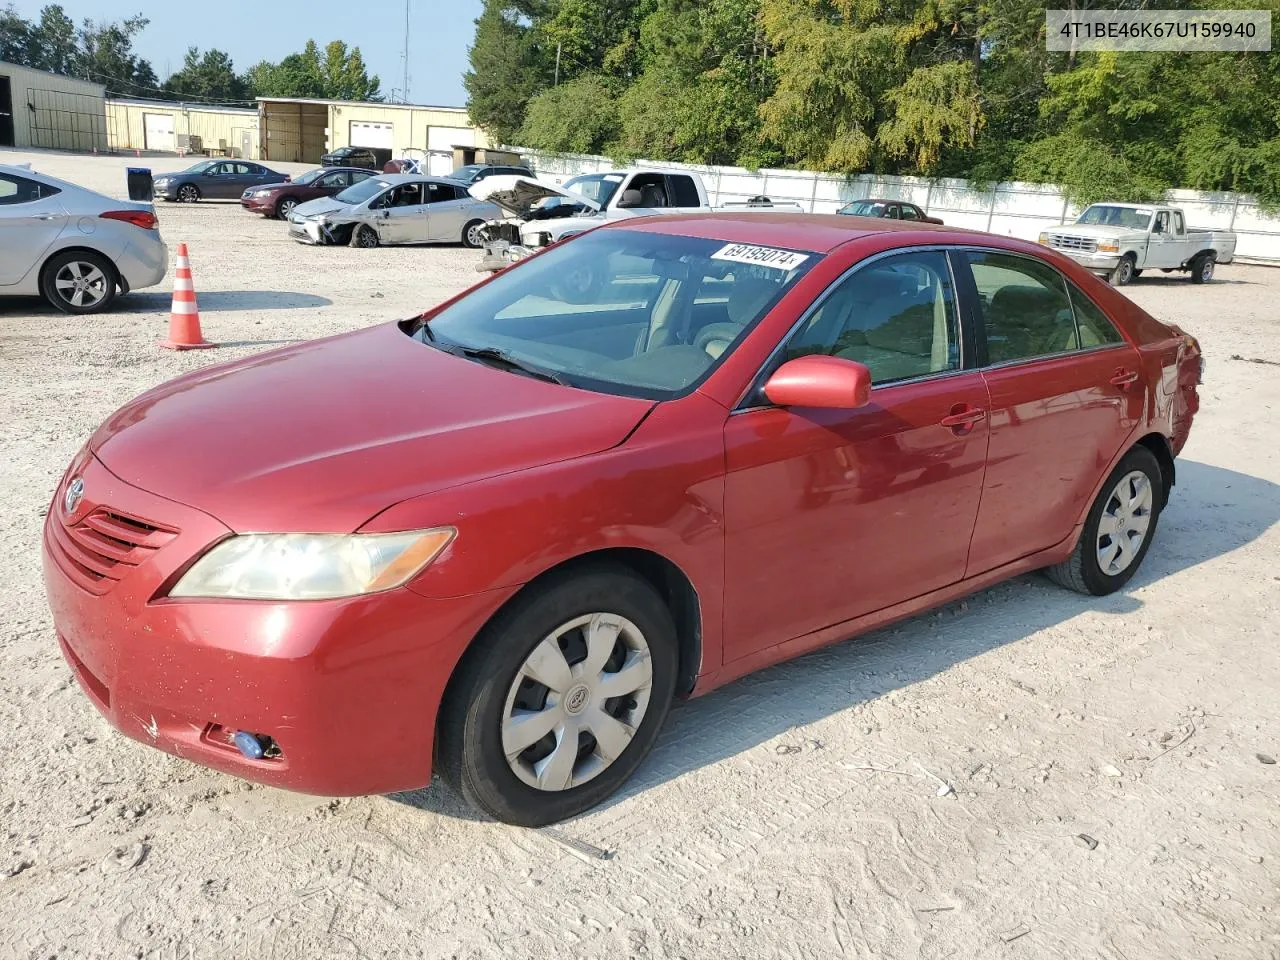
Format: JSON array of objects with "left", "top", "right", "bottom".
[
  {"left": 845, "top": 198, "right": 912, "bottom": 205},
  {"left": 617, "top": 212, "right": 1009, "bottom": 254},
  {"left": 364, "top": 174, "right": 458, "bottom": 186}
]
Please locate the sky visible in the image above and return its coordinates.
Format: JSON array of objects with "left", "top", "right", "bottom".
[{"left": 9, "top": 0, "right": 485, "bottom": 106}]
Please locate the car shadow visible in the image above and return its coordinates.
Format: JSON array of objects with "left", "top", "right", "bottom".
[
  {"left": 120, "top": 291, "right": 333, "bottom": 312},
  {"left": 387, "top": 459, "right": 1279, "bottom": 822}
]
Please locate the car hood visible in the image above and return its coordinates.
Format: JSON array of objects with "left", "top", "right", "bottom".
[
  {"left": 470, "top": 175, "right": 600, "bottom": 219},
  {"left": 1053, "top": 223, "right": 1139, "bottom": 239},
  {"left": 292, "top": 196, "right": 351, "bottom": 219},
  {"left": 89, "top": 324, "right": 654, "bottom": 533}
]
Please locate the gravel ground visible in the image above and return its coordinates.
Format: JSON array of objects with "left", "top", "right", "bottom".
[{"left": 2, "top": 149, "right": 1279, "bottom": 960}]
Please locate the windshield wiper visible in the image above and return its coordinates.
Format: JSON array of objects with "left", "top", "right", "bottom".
[{"left": 452, "top": 345, "right": 572, "bottom": 386}]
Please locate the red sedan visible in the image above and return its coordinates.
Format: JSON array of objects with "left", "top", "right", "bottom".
[
  {"left": 43, "top": 214, "right": 1202, "bottom": 825},
  {"left": 239, "top": 166, "right": 376, "bottom": 220}
]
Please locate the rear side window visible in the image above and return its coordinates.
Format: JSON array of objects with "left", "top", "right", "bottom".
[
  {"left": 668, "top": 175, "right": 701, "bottom": 207},
  {"left": 0, "top": 173, "right": 58, "bottom": 204},
  {"left": 966, "top": 252, "right": 1078, "bottom": 363},
  {"left": 1068, "top": 282, "right": 1125, "bottom": 347},
  {"left": 784, "top": 250, "right": 960, "bottom": 385}
]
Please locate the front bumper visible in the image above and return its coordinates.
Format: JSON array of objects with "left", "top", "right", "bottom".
[
  {"left": 42, "top": 454, "right": 505, "bottom": 796},
  {"left": 1054, "top": 250, "right": 1121, "bottom": 272},
  {"left": 476, "top": 239, "right": 534, "bottom": 273},
  {"left": 240, "top": 194, "right": 275, "bottom": 214}
]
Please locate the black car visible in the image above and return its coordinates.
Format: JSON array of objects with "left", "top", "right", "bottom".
[
  {"left": 320, "top": 146, "right": 392, "bottom": 170},
  {"left": 449, "top": 163, "right": 533, "bottom": 187}
]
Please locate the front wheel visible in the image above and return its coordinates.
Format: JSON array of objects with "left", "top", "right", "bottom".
[
  {"left": 1109, "top": 255, "right": 1136, "bottom": 286},
  {"left": 438, "top": 566, "right": 678, "bottom": 826},
  {"left": 41, "top": 251, "right": 118, "bottom": 314},
  {"left": 350, "top": 224, "right": 380, "bottom": 249},
  {"left": 461, "top": 219, "right": 486, "bottom": 249},
  {"left": 1190, "top": 254, "right": 1215, "bottom": 284},
  {"left": 1045, "top": 446, "right": 1163, "bottom": 596},
  {"left": 276, "top": 197, "right": 299, "bottom": 220},
  {"left": 176, "top": 184, "right": 201, "bottom": 203}
]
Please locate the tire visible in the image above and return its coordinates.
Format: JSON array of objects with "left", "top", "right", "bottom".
[
  {"left": 275, "top": 196, "right": 299, "bottom": 220},
  {"left": 461, "top": 219, "right": 486, "bottom": 249},
  {"left": 176, "top": 183, "right": 201, "bottom": 203},
  {"left": 350, "top": 224, "right": 380, "bottom": 249},
  {"left": 438, "top": 565, "right": 678, "bottom": 826},
  {"left": 41, "top": 250, "right": 119, "bottom": 314},
  {"left": 1131, "top": 269, "right": 1143, "bottom": 277},
  {"left": 549, "top": 262, "right": 603, "bottom": 304},
  {"left": 1190, "top": 253, "right": 1215, "bottom": 284},
  {"left": 1045, "top": 446, "right": 1163, "bottom": 596},
  {"left": 1109, "top": 255, "right": 1136, "bottom": 286}
]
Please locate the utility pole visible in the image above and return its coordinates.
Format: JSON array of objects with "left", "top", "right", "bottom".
[
  {"left": 402, "top": 0, "right": 411, "bottom": 102},
  {"left": 554, "top": 42, "right": 561, "bottom": 86}
]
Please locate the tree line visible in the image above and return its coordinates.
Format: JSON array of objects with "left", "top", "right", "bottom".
[
  {"left": 464, "top": 0, "right": 1280, "bottom": 206},
  {"left": 1, "top": 4, "right": 382, "bottom": 104}
]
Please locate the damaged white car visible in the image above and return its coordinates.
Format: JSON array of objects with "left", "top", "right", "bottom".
[
  {"left": 287, "top": 174, "right": 501, "bottom": 249},
  {"left": 471, "top": 170, "right": 802, "bottom": 272}
]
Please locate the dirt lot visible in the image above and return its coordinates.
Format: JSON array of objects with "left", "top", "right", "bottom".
[{"left": 2, "top": 149, "right": 1278, "bottom": 960}]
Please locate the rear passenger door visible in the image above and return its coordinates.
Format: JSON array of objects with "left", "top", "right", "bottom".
[
  {"left": 959, "top": 250, "right": 1143, "bottom": 575},
  {"left": 425, "top": 181, "right": 468, "bottom": 242}
]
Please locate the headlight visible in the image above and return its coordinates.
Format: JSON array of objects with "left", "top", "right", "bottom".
[
  {"left": 1038, "top": 232, "right": 1049, "bottom": 245},
  {"left": 1097, "top": 241, "right": 1120, "bottom": 253},
  {"left": 169, "top": 528, "right": 455, "bottom": 600}
]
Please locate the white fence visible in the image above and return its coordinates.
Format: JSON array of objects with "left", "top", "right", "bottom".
[{"left": 518, "top": 148, "right": 1280, "bottom": 264}]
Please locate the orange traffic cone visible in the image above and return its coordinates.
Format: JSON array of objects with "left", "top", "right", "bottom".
[{"left": 159, "top": 243, "right": 215, "bottom": 350}]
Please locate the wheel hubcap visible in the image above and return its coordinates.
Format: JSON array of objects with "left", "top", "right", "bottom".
[
  {"left": 1203, "top": 261, "right": 1214, "bottom": 280},
  {"left": 1096, "top": 470, "right": 1153, "bottom": 576},
  {"left": 54, "top": 262, "right": 107, "bottom": 308},
  {"left": 501, "top": 613, "right": 653, "bottom": 792},
  {"left": 467, "top": 225, "right": 482, "bottom": 246},
  {"left": 180, "top": 187, "right": 196, "bottom": 202},
  {"left": 281, "top": 201, "right": 296, "bottom": 217}
]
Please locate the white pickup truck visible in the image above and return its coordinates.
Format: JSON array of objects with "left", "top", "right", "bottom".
[
  {"left": 471, "top": 168, "right": 801, "bottom": 272},
  {"left": 1038, "top": 203, "right": 1237, "bottom": 286}
]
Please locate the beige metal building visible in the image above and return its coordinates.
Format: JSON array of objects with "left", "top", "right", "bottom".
[
  {"left": 257, "top": 97, "right": 491, "bottom": 174},
  {"left": 0, "top": 60, "right": 108, "bottom": 152},
  {"left": 106, "top": 99, "right": 260, "bottom": 158}
]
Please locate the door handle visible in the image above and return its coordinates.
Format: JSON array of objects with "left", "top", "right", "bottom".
[
  {"left": 35, "top": 214, "right": 60, "bottom": 221},
  {"left": 940, "top": 404, "right": 987, "bottom": 434},
  {"left": 1110, "top": 369, "right": 1140, "bottom": 388}
]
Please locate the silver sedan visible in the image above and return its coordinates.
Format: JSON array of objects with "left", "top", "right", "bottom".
[
  {"left": 288, "top": 174, "right": 500, "bottom": 249},
  {"left": 0, "top": 163, "right": 167, "bottom": 314}
]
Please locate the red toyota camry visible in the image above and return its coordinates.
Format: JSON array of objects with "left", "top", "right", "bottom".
[{"left": 43, "top": 214, "right": 1202, "bottom": 826}]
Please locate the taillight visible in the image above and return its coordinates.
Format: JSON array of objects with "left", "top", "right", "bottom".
[{"left": 99, "top": 210, "right": 157, "bottom": 230}]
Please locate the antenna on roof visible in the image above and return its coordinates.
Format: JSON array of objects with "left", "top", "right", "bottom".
[{"left": 402, "top": 0, "right": 411, "bottom": 102}]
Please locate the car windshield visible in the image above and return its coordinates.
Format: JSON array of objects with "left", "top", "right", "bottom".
[
  {"left": 182, "top": 160, "right": 216, "bottom": 174},
  {"left": 563, "top": 173, "right": 625, "bottom": 207},
  {"left": 1077, "top": 205, "right": 1154, "bottom": 230},
  {"left": 292, "top": 169, "right": 325, "bottom": 185},
  {"left": 450, "top": 165, "right": 483, "bottom": 183},
  {"left": 415, "top": 229, "right": 819, "bottom": 399},
  {"left": 335, "top": 178, "right": 390, "bottom": 205},
  {"left": 840, "top": 200, "right": 888, "bottom": 216}
]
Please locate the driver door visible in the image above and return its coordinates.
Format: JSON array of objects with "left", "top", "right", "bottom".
[{"left": 375, "top": 184, "right": 429, "bottom": 244}]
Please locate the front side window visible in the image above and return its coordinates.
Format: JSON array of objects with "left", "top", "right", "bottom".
[
  {"left": 783, "top": 250, "right": 960, "bottom": 385},
  {"left": 901, "top": 204, "right": 921, "bottom": 221},
  {"left": 417, "top": 230, "right": 819, "bottom": 398},
  {"left": 316, "top": 172, "right": 347, "bottom": 189},
  {"left": 967, "top": 251, "right": 1078, "bottom": 363}
]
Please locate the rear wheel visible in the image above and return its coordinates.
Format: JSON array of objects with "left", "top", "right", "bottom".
[
  {"left": 350, "top": 224, "right": 380, "bottom": 249},
  {"left": 438, "top": 565, "right": 678, "bottom": 826},
  {"left": 1045, "top": 446, "right": 1163, "bottom": 596},
  {"left": 1190, "top": 253, "right": 1215, "bottom": 284},
  {"left": 176, "top": 183, "right": 200, "bottom": 203},
  {"left": 41, "top": 251, "right": 118, "bottom": 314},
  {"left": 462, "top": 219, "right": 486, "bottom": 249}
]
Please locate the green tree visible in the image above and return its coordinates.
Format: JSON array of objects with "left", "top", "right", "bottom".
[
  {"left": 464, "top": 0, "right": 544, "bottom": 144},
  {"left": 0, "top": 5, "right": 37, "bottom": 65},
  {"left": 244, "top": 40, "right": 381, "bottom": 101},
  {"left": 75, "top": 14, "right": 157, "bottom": 97},
  {"left": 519, "top": 73, "right": 619, "bottom": 153},
  {"left": 31, "top": 4, "right": 77, "bottom": 74},
  {"left": 162, "top": 47, "right": 249, "bottom": 102},
  {"left": 320, "top": 40, "right": 381, "bottom": 101}
]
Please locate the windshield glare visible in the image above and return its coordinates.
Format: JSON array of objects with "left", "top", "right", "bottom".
[
  {"left": 451, "top": 165, "right": 483, "bottom": 182},
  {"left": 183, "top": 160, "right": 216, "bottom": 174},
  {"left": 335, "top": 178, "right": 390, "bottom": 205},
  {"left": 417, "top": 230, "right": 819, "bottom": 399},
  {"left": 564, "top": 173, "right": 624, "bottom": 207},
  {"left": 1077, "top": 205, "right": 1153, "bottom": 230},
  {"left": 293, "top": 169, "right": 325, "bottom": 185},
  {"left": 840, "top": 200, "right": 887, "bottom": 216}
]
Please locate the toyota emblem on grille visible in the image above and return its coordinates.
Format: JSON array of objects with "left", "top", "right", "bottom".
[{"left": 64, "top": 477, "right": 84, "bottom": 515}]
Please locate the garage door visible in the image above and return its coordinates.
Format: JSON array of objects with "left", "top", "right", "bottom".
[
  {"left": 143, "top": 113, "right": 175, "bottom": 152},
  {"left": 349, "top": 122, "right": 393, "bottom": 149}
]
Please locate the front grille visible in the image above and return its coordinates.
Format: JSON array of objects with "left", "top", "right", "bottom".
[
  {"left": 50, "top": 507, "right": 177, "bottom": 595},
  {"left": 1048, "top": 234, "right": 1098, "bottom": 254}
]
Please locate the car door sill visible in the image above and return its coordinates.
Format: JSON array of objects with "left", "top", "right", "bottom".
[{"left": 694, "top": 526, "right": 1081, "bottom": 696}]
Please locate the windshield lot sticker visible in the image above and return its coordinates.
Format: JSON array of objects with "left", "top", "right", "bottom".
[{"left": 711, "top": 243, "right": 809, "bottom": 271}]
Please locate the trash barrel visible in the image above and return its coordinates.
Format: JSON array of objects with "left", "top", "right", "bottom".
[{"left": 126, "top": 167, "right": 153, "bottom": 202}]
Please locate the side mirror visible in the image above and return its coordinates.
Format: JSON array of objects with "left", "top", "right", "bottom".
[{"left": 763, "top": 355, "right": 872, "bottom": 410}]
